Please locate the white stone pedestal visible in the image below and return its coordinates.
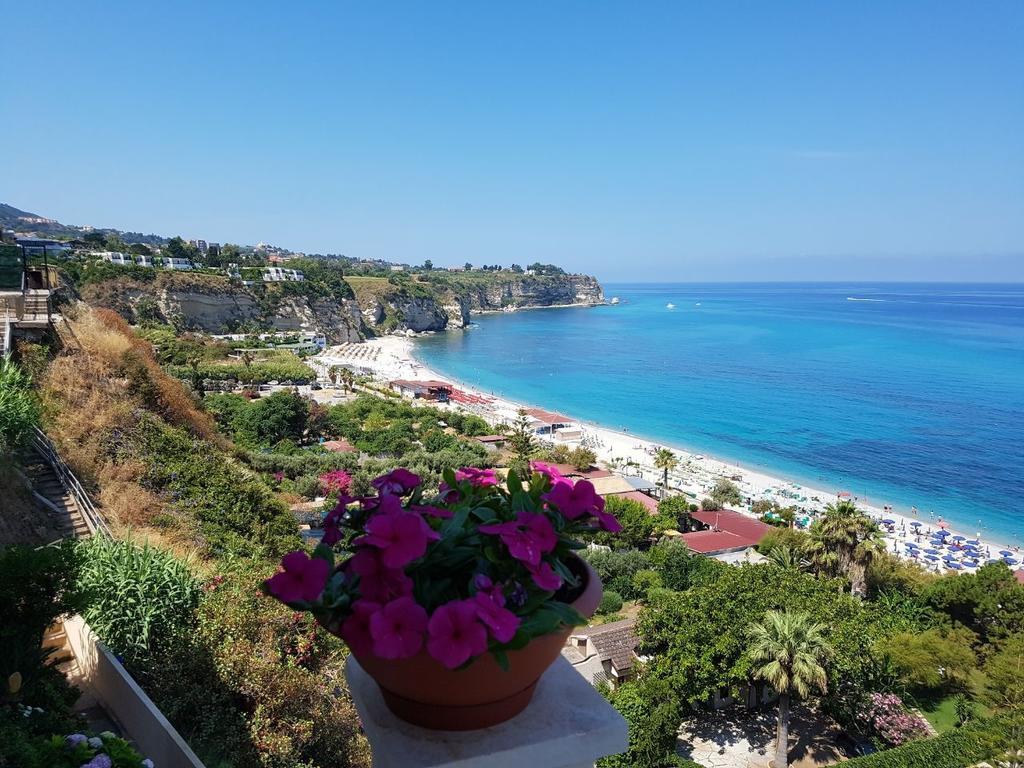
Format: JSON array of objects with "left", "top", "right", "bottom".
[{"left": 345, "top": 656, "right": 628, "bottom": 768}]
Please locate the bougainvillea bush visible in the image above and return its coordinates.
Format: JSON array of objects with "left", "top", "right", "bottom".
[
  {"left": 264, "top": 463, "right": 621, "bottom": 669},
  {"left": 857, "top": 692, "right": 929, "bottom": 747}
]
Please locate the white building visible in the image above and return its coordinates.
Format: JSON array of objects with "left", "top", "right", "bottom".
[
  {"left": 163, "top": 257, "right": 193, "bottom": 270},
  {"left": 263, "top": 267, "right": 305, "bottom": 282},
  {"left": 135, "top": 254, "right": 154, "bottom": 267},
  {"left": 225, "top": 263, "right": 241, "bottom": 279},
  {"left": 188, "top": 239, "right": 209, "bottom": 253},
  {"left": 97, "top": 251, "right": 133, "bottom": 266},
  {"left": 390, "top": 265, "right": 405, "bottom": 272}
]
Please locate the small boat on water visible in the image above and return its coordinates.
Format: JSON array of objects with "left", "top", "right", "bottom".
[
  {"left": 666, "top": 302, "right": 676, "bottom": 309},
  {"left": 610, "top": 296, "right": 620, "bottom": 305}
]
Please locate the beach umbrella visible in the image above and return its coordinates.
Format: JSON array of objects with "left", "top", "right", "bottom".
[
  {"left": 1005, "top": 558, "right": 1020, "bottom": 566},
  {"left": 988, "top": 559, "right": 1004, "bottom": 565},
  {"left": 952, "top": 535, "right": 966, "bottom": 541},
  {"left": 924, "top": 548, "right": 940, "bottom": 555},
  {"left": 948, "top": 563, "right": 963, "bottom": 570},
  {"left": 882, "top": 519, "right": 895, "bottom": 526},
  {"left": 837, "top": 491, "right": 852, "bottom": 498},
  {"left": 967, "top": 539, "right": 980, "bottom": 545},
  {"left": 909, "top": 551, "right": 919, "bottom": 558},
  {"left": 999, "top": 550, "right": 1014, "bottom": 557},
  {"left": 925, "top": 554, "right": 939, "bottom": 561},
  {"left": 936, "top": 528, "right": 950, "bottom": 536}
]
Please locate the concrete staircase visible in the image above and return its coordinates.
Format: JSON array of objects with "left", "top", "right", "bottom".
[{"left": 20, "top": 452, "right": 90, "bottom": 539}]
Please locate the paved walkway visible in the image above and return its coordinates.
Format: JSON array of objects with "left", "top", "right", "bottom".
[{"left": 678, "top": 705, "right": 845, "bottom": 768}]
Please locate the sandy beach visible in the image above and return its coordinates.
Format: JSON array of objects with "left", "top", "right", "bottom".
[{"left": 312, "top": 335, "right": 1023, "bottom": 575}]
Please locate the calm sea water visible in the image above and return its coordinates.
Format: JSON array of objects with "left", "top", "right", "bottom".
[{"left": 413, "top": 283, "right": 1024, "bottom": 546}]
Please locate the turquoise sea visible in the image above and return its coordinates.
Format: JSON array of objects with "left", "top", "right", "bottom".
[{"left": 413, "top": 283, "right": 1024, "bottom": 546}]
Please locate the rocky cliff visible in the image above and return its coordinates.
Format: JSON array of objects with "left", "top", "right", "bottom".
[{"left": 77, "top": 271, "right": 603, "bottom": 340}]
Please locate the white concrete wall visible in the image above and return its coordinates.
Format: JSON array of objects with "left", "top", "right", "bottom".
[{"left": 64, "top": 615, "right": 206, "bottom": 768}]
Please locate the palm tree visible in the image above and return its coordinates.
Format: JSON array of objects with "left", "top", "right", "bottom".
[
  {"left": 806, "top": 500, "right": 885, "bottom": 598},
  {"left": 748, "top": 610, "right": 831, "bottom": 768},
  {"left": 653, "top": 448, "right": 678, "bottom": 497},
  {"left": 340, "top": 368, "right": 355, "bottom": 393},
  {"left": 766, "top": 545, "right": 805, "bottom": 571}
]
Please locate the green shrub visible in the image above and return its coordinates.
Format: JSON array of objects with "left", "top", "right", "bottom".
[
  {"left": 0, "top": 359, "right": 39, "bottom": 452},
  {"left": 598, "top": 590, "right": 624, "bottom": 616},
  {"left": 844, "top": 714, "right": 1023, "bottom": 767},
  {"left": 294, "top": 474, "right": 321, "bottom": 499},
  {"left": 78, "top": 537, "right": 202, "bottom": 665},
  {"left": 581, "top": 548, "right": 653, "bottom": 600},
  {"left": 0, "top": 727, "right": 151, "bottom": 768},
  {"left": 0, "top": 542, "right": 84, "bottom": 692}
]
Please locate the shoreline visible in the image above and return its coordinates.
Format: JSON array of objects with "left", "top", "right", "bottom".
[{"left": 314, "top": 335, "right": 1023, "bottom": 573}]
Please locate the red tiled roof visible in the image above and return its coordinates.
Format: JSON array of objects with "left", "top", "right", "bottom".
[
  {"left": 524, "top": 407, "right": 572, "bottom": 425},
  {"left": 549, "top": 464, "right": 611, "bottom": 479},
  {"left": 1016, "top": 569, "right": 1024, "bottom": 585},
  {"left": 691, "top": 509, "right": 772, "bottom": 540},
  {"left": 391, "top": 379, "right": 452, "bottom": 390},
  {"left": 322, "top": 439, "right": 355, "bottom": 453},
  {"left": 614, "top": 490, "right": 660, "bottom": 513},
  {"left": 681, "top": 529, "right": 758, "bottom": 554}
]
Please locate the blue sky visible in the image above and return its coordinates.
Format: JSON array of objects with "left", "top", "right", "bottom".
[{"left": 3, "top": 2, "right": 1022, "bottom": 281}]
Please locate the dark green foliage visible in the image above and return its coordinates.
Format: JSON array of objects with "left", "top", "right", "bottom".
[
  {"left": 127, "top": 415, "right": 299, "bottom": 556},
  {"left": 0, "top": 359, "right": 39, "bottom": 452},
  {"left": 0, "top": 542, "right": 84, "bottom": 692},
  {"left": 592, "top": 496, "right": 658, "bottom": 550},
  {"left": 598, "top": 590, "right": 624, "bottom": 615},
  {"left": 844, "top": 714, "right": 1024, "bottom": 767},
  {"left": 78, "top": 537, "right": 202, "bottom": 665},
  {"left": 581, "top": 548, "right": 653, "bottom": 601},
  {"left": 598, "top": 676, "right": 686, "bottom": 768},
  {"left": 709, "top": 478, "right": 743, "bottom": 507},
  {"left": 0, "top": 728, "right": 150, "bottom": 768},
  {"left": 234, "top": 390, "right": 309, "bottom": 447},
  {"left": 648, "top": 539, "right": 726, "bottom": 592},
  {"left": 657, "top": 495, "right": 693, "bottom": 531},
  {"left": 921, "top": 561, "right": 1024, "bottom": 645}
]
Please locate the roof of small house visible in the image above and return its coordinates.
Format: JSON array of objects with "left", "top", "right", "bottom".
[
  {"left": 524, "top": 407, "right": 572, "bottom": 425},
  {"left": 322, "top": 439, "right": 356, "bottom": 453},
  {"left": 576, "top": 619, "right": 639, "bottom": 673},
  {"left": 1015, "top": 569, "right": 1024, "bottom": 585},
  {"left": 474, "top": 434, "right": 507, "bottom": 443},
  {"left": 390, "top": 379, "right": 452, "bottom": 391},
  {"left": 680, "top": 529, "right": 756, "bottom": 554},
  {"left": 691, "top": 509, "right": 772, "bottom": 542},
  {"left": 614, "top": 490, "right": 660, "bottom": 513}
]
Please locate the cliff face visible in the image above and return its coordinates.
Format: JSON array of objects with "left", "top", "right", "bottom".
[
  {"left": 81, "top": 274, "right": 365, "bottom": 343},
  {"left": 454, "top": 275, "right": 604, "bottom": 312},
  {"left": 77, "top": 271, "right": 603, "bottom": 340}
]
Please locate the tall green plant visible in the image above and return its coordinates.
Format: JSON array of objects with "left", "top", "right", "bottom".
[
  {"left": 0, "top": 359, "right": 39, "bottom": 453},
  {"left": 807, "top": 500, "right": 886, "bottom": 598},
  {"left": 78, "top": 537, "right": 201, "bottom": 664}
]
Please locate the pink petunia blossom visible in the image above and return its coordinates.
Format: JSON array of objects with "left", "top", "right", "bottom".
[
  {"left": 437, "top": 482, "right": 460, "bottom": 503},
  {"left": 455, "top": 467, "right": 498, "bottom": 487},
  {"left": 427, "top": 600, "right": 489, "bottom": 669},
  {"left": 543, "top": 478, "right": 602, "bottom": 520},
  {"left": 371, "top": 468, "right": 422, "bottom": 495},
  {"left": 369, "top": 596, "right": 429, "bottom": 659},
  {"left": 265, "top": 550, "right": 331, "bottom": 603},
  {"left": 347, "top": 549, "right": 413, "bottom": 603},
  {"left": 526, "top": 560, "right": 563, "bottom": 591},
  {"left": 594, "top": 495, "right": 623, "bottom": 533},
  {"left": 360, "top": 508, "right": 440, "bottom": 568},
  {"left": 530, "top": 461, "right": 563, "bottom": 481},
  {"left": 479, "top": 511, "right": 557, "bottom": 566},
  {"left": 472, "top": 589, "right": 520, "bottom": 643},
  {"left": 340, "top": 599, "right": 381, "bottom": 656}
]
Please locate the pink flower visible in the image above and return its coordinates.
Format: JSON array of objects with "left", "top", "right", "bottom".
[
  {"left": 360, "top": 508, "right": 440, "bottom": 568},
  {"left": 479, "top": 511, "right": 557, "bottom": 566},
  {"left": 372, "top": 468, "right": 421, "bottom": 495},
  {"left": 594, "top": 495, "right": 623, "bottom": 533},
  {"left": 437, "top": 482, "right": 460, "bottom": 503},
  {"left": 273, "top": 471, "right": 285, "bottom": 483},
  {"left": 322, "top": 495, "right": 355, "bottom": 546},
  {"left": 348, "top": 549, "right": 413, "bottom": 603},
  {"left": 455, "top": 467, "right": 498, "bottom": 487},
  {"left": 530, "top": 461, "right": 563, "bottom": 481},
  {"left": 543, "top": 478, "right": 602, "bottom": 520},
  {"left": 370, "top": 597, "right": 428, "bottom": 659},
  {"left": 265, "top": 550, "right": 331, "bottom": 603},
  {"left": 340, "top": 599, "right": 381, "bottom": 655},
  {"left": 319, "top": 469, "right": 352, "bottom": 495},
  {"left": 427, "top": 600, "right": 489, "bottom": 669},
  {"left": 473, "top": 589, "right": 520, "bottom": 643},
  {"left": 526, "top": 560, "right": 562, "bottom": 591}
]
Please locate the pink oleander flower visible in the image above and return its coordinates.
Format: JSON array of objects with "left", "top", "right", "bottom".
[
  {"left": 272, "top": 471, "right": 285, "bottom": 483},
  {"left": 473, "top": 588, "right": 520, "bottom": 642},
  {"left": 265, "top": 550, "right": 331, "bottom": 603},
  {"left": 372, "top": 468, "right": 422, "bottom": 495},
  {"left": 526, "top": 560, "right": 562, "bottom": 591},
  {"left": 593, "top": 496, "right": 623, "bottom": 533},
  {"left": 479, "top": 511, "right": 557, "bottom": 566},
  {"left": 530, "top": 461, "right": 563, "bottom": 481},
  {"left": 427, "top": 600, "right": 489, "bottom": 669},
  {"left": 347, "top": 549, "right": 413, "bottom": 602},
  {"left": 359, "top": 506, "right": 440, "bottom": 568},
  {"left": 410, "top": 503, "right": 453, "bottom": 519},
  {"left": 340, "top": 599, "right": 381, "bottom": 656},
  {"left": 543, "top": 478, "right": 603, "bottom": 520},
  {"left": 455, "top": 466, "right": 498, "bottom": 487},
  {"left": 319, "top": 469, "right": 352, "bottom": 495},
  {"left": 370, "top": 596, "right": 428, "bottom": 659}
]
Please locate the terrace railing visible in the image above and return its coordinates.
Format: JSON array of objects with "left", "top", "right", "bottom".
[{"left": 31, "top": 427, "right": 112, "bottom": 538}]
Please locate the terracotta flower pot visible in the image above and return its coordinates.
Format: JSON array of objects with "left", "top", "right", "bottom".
[{"left": 343, "top": 557, "right": 602, "bottom": 731}]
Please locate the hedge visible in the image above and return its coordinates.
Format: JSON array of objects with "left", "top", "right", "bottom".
[{"left": 845, "top": 715, "right": 1022, "bottom": 768}]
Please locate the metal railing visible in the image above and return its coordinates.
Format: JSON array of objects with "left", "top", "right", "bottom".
[
  {"left": 31, "top": 427, "right": 111, "bottom": 538},
  {"left": 1, "top": 309, "right": 10, "bottom": 358}
]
